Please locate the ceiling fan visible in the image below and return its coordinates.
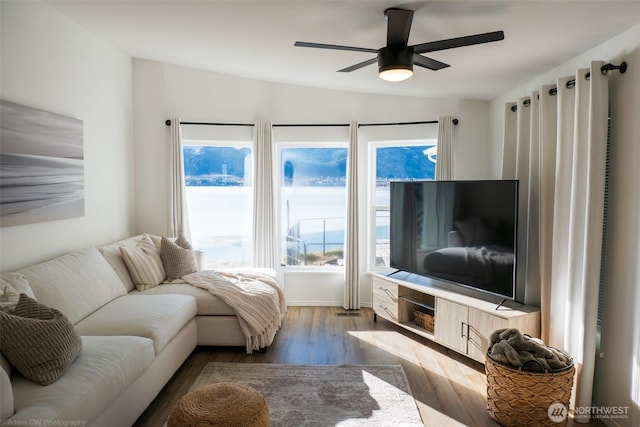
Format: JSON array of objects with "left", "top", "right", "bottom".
[{"left": 294, "top": 8, "right": 504, "bottom": 82}]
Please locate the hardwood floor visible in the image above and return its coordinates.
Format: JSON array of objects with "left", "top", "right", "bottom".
[{"left": 134, "top": 307, "right": 602, "bottom": 427}]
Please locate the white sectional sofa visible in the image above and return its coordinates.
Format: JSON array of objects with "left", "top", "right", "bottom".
[
  {"left": 0, "top": 234, "right": 281, "bottom": 426},
  {"left": 99, "top": 235, "right": 255, "bottom": 347}
]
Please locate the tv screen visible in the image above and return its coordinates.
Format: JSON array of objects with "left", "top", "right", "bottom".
[{"left": 390, "top": 180, "right": 519, "bottom": 301}]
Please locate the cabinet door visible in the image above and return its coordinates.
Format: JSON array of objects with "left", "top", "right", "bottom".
[
  {"left": 467, "top": 308, "right": 509, "bottom": 362},
  {"left": 434, "top": 299, "right": 468, "bottom": 354}
]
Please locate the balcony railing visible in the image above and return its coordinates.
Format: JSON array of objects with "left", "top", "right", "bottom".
[{"left": 284, "top": 217, "right": 343, "bottom": 266}]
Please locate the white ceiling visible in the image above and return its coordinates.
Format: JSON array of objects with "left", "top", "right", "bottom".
[{"left": 48, "top": 1, "right": 640, "bottom": 100}]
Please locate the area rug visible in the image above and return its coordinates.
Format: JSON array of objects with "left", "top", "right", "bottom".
[{"left": 182, "top": 362, "right": 423, "bottom": 426}]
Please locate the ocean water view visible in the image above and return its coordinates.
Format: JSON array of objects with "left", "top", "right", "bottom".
[
  {"left": 183, "top": 144, "right": 434, "bottom": 266},
  {"left": 186, "top": 186, "right": 390, "bottom": 267}
]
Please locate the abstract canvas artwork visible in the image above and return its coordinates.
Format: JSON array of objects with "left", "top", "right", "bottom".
[{"left": 0, "top": 100, "right": 84, "bottom": 227}]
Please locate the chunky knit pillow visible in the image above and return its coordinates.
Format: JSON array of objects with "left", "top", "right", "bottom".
[
  {"left": 160, "top": 235, "right": 198, "bottom": 280},
  {"left": 0, "top": 294, "right": 82, "bottom": 385}
]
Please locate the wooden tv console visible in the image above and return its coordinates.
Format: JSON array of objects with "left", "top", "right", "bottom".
[{"left": 371, "top": 273, "right": 541, "bottom": 364}]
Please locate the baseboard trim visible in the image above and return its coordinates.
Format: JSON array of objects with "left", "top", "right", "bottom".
[{"left": 286, "top": 301, "right": 373, "bottom": 308}]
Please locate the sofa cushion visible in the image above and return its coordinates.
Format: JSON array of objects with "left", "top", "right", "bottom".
[
  {"left": 14, "top": 247, "right": 127, "bottom": 325},
  {"left": 0, "top": 364, "right": 12, "bottom": 422},
  {"left": 132, "top": 283, "right": 236, "bottom": 316},
  {"left": 7, "top": 335, "right": 154, "bottom": 426},
  {"left": 0, "top": 354, "right": 11, "bottom": 378},
  {"left": 0, "top": 294, "right": 82, "bottom": 386},
  {"left": 120, "top": 234, "right": 166, "bottom": 291},
  {"left": 0, "top": 272, "right": 35, "bottom": 300},
  {"left": 160, "top": 235, "right": 198, "bottom": 280},
  {"left": 74, "top": 294, "right": 197, "bottom": 354},
  {"left": 98, "top": 236, "right": 142, "bottom": 292}
]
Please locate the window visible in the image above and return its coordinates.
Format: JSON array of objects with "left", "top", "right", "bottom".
[
  {"left": 371, "top": 141, "right": 437, "bottom": 269},
  {"left": 183, "top": 143, "right": 253, "bottom": 268},
  {"left": 279, "top": 146, "right": 348, "bottom": 267}
]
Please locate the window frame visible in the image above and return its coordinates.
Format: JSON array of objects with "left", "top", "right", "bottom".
[
  {"left": 275, "top": 140, "right": 349, "bottom": 271},
  {"left": 367, "top": 138, "right": 438, "bottom": 272},
  {"left": 181, "top": 137, "right": 254, "bottom": 268}
]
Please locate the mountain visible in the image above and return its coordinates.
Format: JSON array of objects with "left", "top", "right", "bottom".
[{"left": 183, "top": 145, "right": 435, "bottom": 186}]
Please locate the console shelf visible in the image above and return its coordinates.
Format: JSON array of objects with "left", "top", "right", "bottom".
[
  {"left": 371, "top": 273, "right": 541, "bottom": 364},
  {"left": 399, "top": 321, "right": 435, "bottom": 341},
  {"left": 399, "top": 296, "right": 434, "bottom": 311}
]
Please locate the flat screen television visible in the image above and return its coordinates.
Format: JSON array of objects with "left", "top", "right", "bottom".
[{"left": 389, "top": 179, "right": 520, "bottom": 302}]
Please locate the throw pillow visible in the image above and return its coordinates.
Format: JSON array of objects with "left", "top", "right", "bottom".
[
  {"left": 120, "top": 234, "right": 166, "bottom": 291},
  {"left": 0, "top": 294, "right": 82, "bottom": 386},
  {"left": 0, "top": 279, "right": 20, "bottom": 312},
  {"left": 0, "top": 272, "right": 35, "bottom": 299},
  {"left": 160, "top": 235, "right": 198, "bottom": 280}
]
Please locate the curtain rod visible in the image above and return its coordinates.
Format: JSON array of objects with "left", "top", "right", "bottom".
[
  {"left": 164, "top": 120, "right": 349, "bottom": 127},
  {"left": 165, "top": 118, "right": 459, "bottom": 127},
  {"left": 272, "top": 123, "right": 348, "bottom": 127},
  {"left": 510, "top": 61, "right": 627, "bottom": 112},
  {"left": 359, "top": 119, "right": 458, "bottom": 127},
  {"left": 164, "top": 120, "right": 253, "bottom": 127}
]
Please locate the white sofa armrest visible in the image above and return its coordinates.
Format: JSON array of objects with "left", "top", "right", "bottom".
[{"left": 0, "top": 361, "right": 14, "bottom": 422}]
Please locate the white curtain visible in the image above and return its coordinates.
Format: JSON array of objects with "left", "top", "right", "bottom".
[
  {"left": 252, "top": 121, "right": 278, "bottom": 269},
  {"left": 435, "top": 116, "right": 454, "bottom": 180},
  {"left": 538, "top": 83, "right": 558, "bottom": 346},
  {"left": 502, "top": 61, "right": 609, "bottom": 421},
  {"left": 169, "top": 118, "right": 190, "bottom": 240},
  {"left": 344, "top": 121, "right": 359, "bottom": 309}
]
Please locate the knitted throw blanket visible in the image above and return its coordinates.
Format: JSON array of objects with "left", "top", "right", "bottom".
[
  {"left": 489, "top": 328, "right": 572, "bottom": 372},
  {"left": 182, "top": 270, "right": 286, "bottom": 354}
]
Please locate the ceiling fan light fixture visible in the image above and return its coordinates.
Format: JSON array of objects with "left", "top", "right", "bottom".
[
  {"left": 379, "top": 66, "right": 413, "bottom": 82},
  {"left": 378, "top": 46, "right": 414, "bottom": 82},
  {"left": 295, "top": 8, "right": 504, "bottom": 80}
]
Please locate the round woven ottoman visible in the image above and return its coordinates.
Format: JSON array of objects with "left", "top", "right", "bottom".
[{"left": 168, "top": 383, "right": 269, "bottom": 427}]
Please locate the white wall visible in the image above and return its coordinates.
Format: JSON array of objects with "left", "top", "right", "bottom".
[
  {"left": 132, "top": 60, "right": 492, "bottom": 306},
  {"left": 489, "top": 24, "right": 640, "bottom": 427},
  {"left": 0, "top": 1, "right": 134, "bottom": 272}
]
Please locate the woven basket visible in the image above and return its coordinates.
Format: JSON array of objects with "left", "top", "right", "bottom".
[
  {"left": 413, "top": 309, "right": 434, "bottom": 332},
  {"left": 485, "top": 352, "right": 575, "bottom": 427}
]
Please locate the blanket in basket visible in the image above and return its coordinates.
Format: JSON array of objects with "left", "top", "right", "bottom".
[{"left": 182, "top": 270, "right": 286, "bottom": 353}]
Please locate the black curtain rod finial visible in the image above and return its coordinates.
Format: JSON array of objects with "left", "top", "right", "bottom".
[
  {"left": 602, "top": 61, "right": 627, "bottom": 75},
  {"left": 165, "top": 119, "right": 171, "bottom": 126},
  {"left": 452, "top": 118, "right": 459, "bottom": 125}
]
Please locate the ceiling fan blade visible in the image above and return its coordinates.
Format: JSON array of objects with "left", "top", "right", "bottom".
[
  {"left": 413, "top": 54, "right": 450, "bottom": 71},
  {"left": 338, "top": 57, "right": 378, "bottom": 73},
  {"left": 385, "top": 8, "right": 414, "bottom": 47},
  {"left": 294, "top": 41, "right": 377, "bottom": 54},
  {"left": 412, "top": 30, "right": 504, "bottom": 54}
]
